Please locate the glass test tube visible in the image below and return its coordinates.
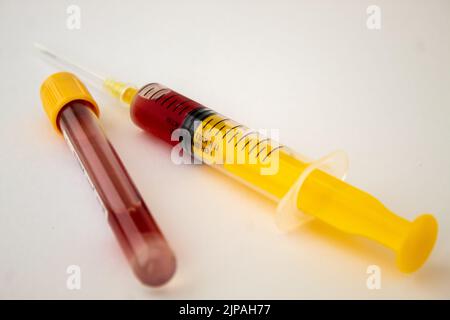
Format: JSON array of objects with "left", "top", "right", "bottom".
[{"left": 40, "top": 73, "right": 176, "bottom": 286}]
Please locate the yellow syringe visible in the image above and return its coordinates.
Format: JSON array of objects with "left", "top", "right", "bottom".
[{"left": 36, "top": 44, "right": 438, "bottom": 273}]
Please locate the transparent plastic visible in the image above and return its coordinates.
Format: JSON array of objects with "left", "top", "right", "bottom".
[{"left": 58, "top": 101, "right": 176, "bottom": 286}]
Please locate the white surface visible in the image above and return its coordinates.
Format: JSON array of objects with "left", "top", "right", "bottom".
[{"left": 0, "top": 0, "right": 449, "bottom": 299}]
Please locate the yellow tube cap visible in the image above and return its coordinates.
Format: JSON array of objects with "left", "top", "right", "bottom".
[{"left": 40, "top": 72, "right": 99, "bottom": 132}]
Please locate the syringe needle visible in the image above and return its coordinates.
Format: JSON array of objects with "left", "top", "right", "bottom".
[
  {"left": 35, "top": 43, "right": 137, "bottom": 106},
  {"left": 34, "top": 42, "right": 106, "bottom": 88}
]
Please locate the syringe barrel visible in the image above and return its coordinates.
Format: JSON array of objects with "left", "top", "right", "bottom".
[
  {"left": 131, "top": 83, "right": 308, "bottom": 201},
  {"left": 130, "top": 83, "right": 438, "bottom": 273},
  {"left": 131, "top": 83, "right": 204, "bottom": 145}
]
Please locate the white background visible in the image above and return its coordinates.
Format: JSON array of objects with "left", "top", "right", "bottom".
[{"left": 0, "top": 0, "right": 449, "bottom": 299}]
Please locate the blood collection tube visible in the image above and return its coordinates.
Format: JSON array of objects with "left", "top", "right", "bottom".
[{"left": 40, "top": 72, "right": 176, "bottom": 286}]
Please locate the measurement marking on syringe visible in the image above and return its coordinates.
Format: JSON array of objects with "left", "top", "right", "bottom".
[
  {"left": 226, "top": 127, "right": 244, "bottom": 143},
  {"left": 166, "top": 98, "right": 179, "bottom": 110},
  {"left": 142, "top": 87, "right": 154, "bottom": 97},
  {"left": 141, "top": 84, "right": 157, "bottom": 97},
  {"left": 215, "top": 124, "right": 227, "bottom": 136},
  {"left": 208, "top": 118, "right": 229, "bottom": 133},
  {"left": 248, "top": 138, "right": 270, "bottom": 155},
  {"left": 150, "top": 89, "right": 167, "bottom": 99},
  {"left": 235, "top": 131, "right": 258, "bottom": 147},
  {"left": 201, "top": 118, "right": 214, "bottom": 130},
  {"left": 172, "top": 100, "right": 191, "bottom": 112},
  {"left": 241, "top": 139, "right": 256, "bottom": 151},
  {"left": 161, "top": 94, "right": 177, "bottom": 106},
  {"left": 262, "top": 145, "right": 284, "bottom": 161},
  {"left": 156, "top": 92, "right": 169, "bottom": 103},
  {"left": 178, "top": 105, "right": 190, "bottom": 115},
  {"left": 137, "top": 83, "right": 155, "bottom": 94},
  {"left": 255, "top": 146, "right": 267, "bottom": 158},
  {"left": 223, "top": 125, "right": 243, "bottom": 139}
]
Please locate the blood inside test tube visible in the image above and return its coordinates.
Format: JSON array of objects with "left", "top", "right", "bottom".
[{"left": 58, "top": 101, "right": 176, "bottom": 286}]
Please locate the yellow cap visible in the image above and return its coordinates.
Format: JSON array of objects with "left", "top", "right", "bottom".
[{"left": 40, "top": 72, "right": 99, "bottom": 132}]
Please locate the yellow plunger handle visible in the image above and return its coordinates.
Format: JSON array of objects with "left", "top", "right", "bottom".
[{"left": 298, "top": 168, "right": 438, "bottom": 273}]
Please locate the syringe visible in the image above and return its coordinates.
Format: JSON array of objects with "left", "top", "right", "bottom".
[{"left": 36, "top": 44, "right": 438, "bottom": 273}]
